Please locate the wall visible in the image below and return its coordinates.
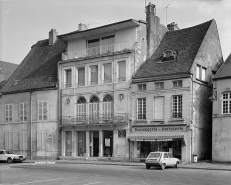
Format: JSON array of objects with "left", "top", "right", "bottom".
[
  {"left": 212, "top": 78, "right": 231, "bottom": 162},
  {"left": 0, "top": 89, "right": 59, "bottom": 159}
]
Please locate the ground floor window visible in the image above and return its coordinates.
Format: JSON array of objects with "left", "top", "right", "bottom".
[{"left": 138, "top": 140, "right": 182, "bottom": 159}]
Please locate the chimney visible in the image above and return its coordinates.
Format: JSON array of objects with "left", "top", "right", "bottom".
[
  {"left": 167, "top": 22, "right": 180, "bottom": 31},
  {"left": 146, "top": 2, "right": 160, "bottom": 58},
  {"left": 49, "top": 29, "right": 58, "bottom": 45},
  {"left": 0, "top": 68, "right": 4, "bottom": 83},
  {"left": 78, "top": 23, "right": 88, "bottom": 31}
]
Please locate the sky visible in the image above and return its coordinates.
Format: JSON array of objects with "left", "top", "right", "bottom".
[{"left": 0, "top": 0, "right": 230, "bottom": 64}]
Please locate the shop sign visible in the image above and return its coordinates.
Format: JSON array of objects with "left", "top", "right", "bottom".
[{"left": 132, "top": 125, "right": 186, "bottom": 132}]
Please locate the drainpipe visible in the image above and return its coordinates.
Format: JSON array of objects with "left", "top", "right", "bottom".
[
  {"left": 57, "top": 61, "right": 62, "bottom": 157},
  {"left": 30, "top": 90, "right": 32, "bottom": 160},
  {"left": 191, "top": 74, "right": 194, "bottom": 163}
]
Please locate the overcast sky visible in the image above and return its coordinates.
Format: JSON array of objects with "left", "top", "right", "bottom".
[{"left": 0, "top": 0, "right": 230, "bottom": 64}]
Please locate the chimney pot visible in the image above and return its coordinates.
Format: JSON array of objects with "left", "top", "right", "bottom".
[
  {"left": 78, "top": 23, "right": 88, "bottom": 31},
  {"left": 167, "top": 22, "right": 180, "bottom": 31}
]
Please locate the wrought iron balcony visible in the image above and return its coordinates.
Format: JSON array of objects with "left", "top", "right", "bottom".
[
  {"left": 62, "top": 41, "right": 132, "bottom": 61},
  {"left": 61, "top": 113, "right": 128, "bottom": 126}
]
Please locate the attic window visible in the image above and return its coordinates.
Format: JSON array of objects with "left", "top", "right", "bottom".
[
  {"left": 162, "top": 50, "right": 177, "bottom": 61},
  {"left": 14, "top": 80, "right": 19, "bottom": 85}
]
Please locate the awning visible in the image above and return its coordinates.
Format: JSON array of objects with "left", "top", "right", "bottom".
[{"left": 128, "top": 132, "right": 186, "bottom": 144}]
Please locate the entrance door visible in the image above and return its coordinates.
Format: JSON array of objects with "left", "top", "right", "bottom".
[
  {"left": 65, "top": 131, "right": 72, "bottom": 156},
  {"left": 78, "top": 131, "right": 86, "bottom": 156},
  {"left": 103, "top": 130, "right": 113, "bottom": 157},
  {"left": 93, "top": 131, "right": 99, "bottom": 157}
]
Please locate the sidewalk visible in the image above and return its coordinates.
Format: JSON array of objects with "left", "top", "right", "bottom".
[{"left": 23, "top": 159, "right": 231, "bottom": 171}]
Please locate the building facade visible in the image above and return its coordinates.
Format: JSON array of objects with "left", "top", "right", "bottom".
[
  {"left": 128, "top": 19, "right": 223, "bottom": 163},
  {"left": 0, "top": 31, "right": 66, "bottom": 159},
  {"left": 212, "top": 54, "right": 231, "bottom": 162},
  {"left": 58, "top": 4, "right": 167, "bottom": 160}
]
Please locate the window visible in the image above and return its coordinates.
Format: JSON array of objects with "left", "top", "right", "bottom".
[
  {"left": 38, "top": 101, "right": 48, "bottom": 121},
  {"left": 172, "top": 95, "right": 182, "bottom": 118},
  {"left": 173, "top": 80, "right": 182, "bottom": 88},
  {"left": 102, "top": 35, "right": 115, "bottom": 54},
  {"left": 196, "top": 64, "right": 207, "bottom": 81},
  {"left": 19, "top": 102, "right": 28, "bottom": 122},
  {"left": 154, "top": 97, "right": 164, "bottom": 119},
  {"left": 118, "top": 60, "right": 126, "bottom": 82},
  {"left": 138, "top": 84, "right": 146, "bottom": 91},
  {"left": 103, "top": 94, "right": 113, "bottom": 119},
  {"left": 137, "top": 98, "right": 146, "bottom": 120},
  {"left": 77, "top": 67, "right": 85, "bottom": 86},
  {"left": 155, "top": 82, "right": 164, "bottom": 89},
  {"left": 19, "top": 131, "right": 27, "bottom": 150},
  {"left": 222, "top": 92, "right": 231, "bottom": 114},
  {"left": 77, "top": 97, "right": 86, "bottom": 121},
  {"left": 103, "top": 63, "right": 112, "bottom": 83},
  {"left": 90, "top": 65, "right": 98, "bottom": 85},
  {"left": 162, "top": 50, "right": 177, "bottom": 61},
  {"left": 65, "top": 69, "right": 72, "bottom": 88},
  {"left": 87, "top": 38, "right": 100, "bottom": 56},
  {"left": 89, "top": 96, "right": 99, "bottom": 120},
  {"left": 5, "top": 104, "right": 13, "bottom": 123},
  {"left": 4, "top": 132, "right": 13, "bottom": 150}
]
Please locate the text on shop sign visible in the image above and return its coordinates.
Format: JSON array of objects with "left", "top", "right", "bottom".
[{"left": 132, "top": 126, "right": 186, "bottom": 132}]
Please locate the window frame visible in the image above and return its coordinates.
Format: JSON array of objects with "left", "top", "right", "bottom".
[
  {"left": 172, "top": 95, "right": 183, "bottom": 118},
  {"left": 221, "top": 92, "right": 231, "bottom": 114},
  {"left": 102, "top": 62, "right": 112, "bottom": 83},
  {"left": 37, "top": 101, "right": 49, "bottom": 121},
  {"left": 19, "top": 102, "right": 28, "bottom": 123},
  {"left": 138, "top": 84, "right": 146, "bottom": 91},
  {"left": 173, "top": 80, "right": 182, "bottom": 88},
  {"left": 5, "top": 104, "right": 13, "bottom": 123},
  {"left": 196, "top": 64, "right": 207, "bottom": 82},
  {"left": 117, "top": 60, "right": 126, "bottom": 82},
  {"left": 64, "top": 68, "right": 72, "bottom": 88},
  {"left": 76, "top": 67, "right": 85, "bottom": 87},
  {"left": 89, "top": 65, "right": 99, "bottom": 85},
  {"left": 137, "top": 98, "right": 146, "bottom": 120},
  {"left": 155, "top": 82, "right": 164, "bottom": 89}
]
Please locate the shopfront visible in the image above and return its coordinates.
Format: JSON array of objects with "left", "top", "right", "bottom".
[{"left": 128, "top": 125, "right": 187, "bottom": 161}]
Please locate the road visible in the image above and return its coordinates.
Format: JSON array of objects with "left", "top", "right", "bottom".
[{"left": 0, "top": 162, "right": 231, "bottom": 185}]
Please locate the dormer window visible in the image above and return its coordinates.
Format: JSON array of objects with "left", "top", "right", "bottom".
[{"left": 162, "top": 50, "right": 177, "bottom": 61}]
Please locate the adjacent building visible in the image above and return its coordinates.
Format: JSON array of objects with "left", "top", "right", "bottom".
[
  {"left": 128, "top": 19, "right": 223, "bottom": 163},
  {"left": 58, "top": 3, "right": 167, "bottom": 160},
  {"left": 0, "top": 61, "right": 18, "bottom": 88},
  {"left": 0, "top": 31, "right": 66, "bottom": 159},
  {"left": 212, "top": 53, "right": 231, "bottom": 162}
]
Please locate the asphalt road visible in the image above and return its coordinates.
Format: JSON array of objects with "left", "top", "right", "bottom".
[{"left": 0, "top": 163, "right": 231, "bottom": 185}]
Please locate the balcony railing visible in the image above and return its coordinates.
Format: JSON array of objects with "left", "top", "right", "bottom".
[
  {"left": 61, "top": 113, "right": 128, "bottom": 125},
  {"left": 62, "top": 41, "right": 132, "bottom": 60}
]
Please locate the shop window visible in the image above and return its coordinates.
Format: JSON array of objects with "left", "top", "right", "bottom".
[
  {"left": 103, "top": 94, "right": 113, "bottom": 119},
  {"left": 137, "top": 98, "right": 146, "bottom": 120},
  {"left": 76, "top": 96, "right": 86, "bottom": 121},
  {"left": 222, "top": 92, "right": 231, "bottom": 114},
  {"left": 172, "top": 95, "right": 182, "bottom": 118},
  {"left": 89, "top": 96, "right": 99, "bottom": 121}
]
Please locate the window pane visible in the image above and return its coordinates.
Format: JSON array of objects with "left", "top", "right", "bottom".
[
  {"left": 196, "top": 65, "right": 200, "bottom": 79},
  {"left": 78, "top": 68, "right": 85, "bottom": 86},
  {"left": 104, "top": 63, "right": 112, "bottom": 83},
  {"left": 91, "top": 65, "right": 98, "bottom": 84},
  {"left": 201, "top": 68, "right": 206, "bottom": 81},
  {"left": 137, "top": 98, "right": 146, "bottom": 119},
  {"left": 66, "top": 69, "right": 72, "bottom": 87},
  {"left": 118, "top": 61, "right": 126, "bottom": 81}
]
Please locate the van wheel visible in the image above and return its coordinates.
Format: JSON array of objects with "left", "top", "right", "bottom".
[
  {"left": 175, "top": 162, "right": 179, "bottom": 169},
  {"left": 7, "top": 158, "right": 13, "bottom": 164},
  {"left": 146, "top": 165, "right": 150, "bottom": 169},
  {"left": 160, "top": 163, "right": 165, "bottom": 170}
]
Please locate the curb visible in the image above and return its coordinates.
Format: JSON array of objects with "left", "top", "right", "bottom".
[{"left": 34, "top": 161, "right": 56, "bottom": 164}]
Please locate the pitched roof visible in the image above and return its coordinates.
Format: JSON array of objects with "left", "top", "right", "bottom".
[
  {"left": 0, "top": 38, "right": 66, "bottom": 94},
  {"left": 133, "top": 20, "right": 213, "bottom": 80},
  {"left": 213, "top": 53, "right": 231, "bottom": 80},
  {"left": 0, "top": 61, "right": 18, "bottom": 80}
]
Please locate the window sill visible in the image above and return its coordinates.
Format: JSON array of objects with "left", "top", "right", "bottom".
[
  {"left": 169, "top": 118, "right": 184, "bottom": 122},
  {"left": 213, "top": 114, "right": 231, "bottom": 118}
]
